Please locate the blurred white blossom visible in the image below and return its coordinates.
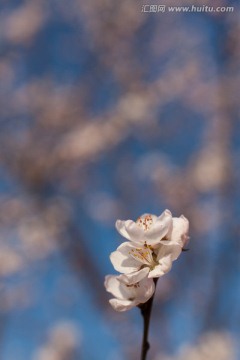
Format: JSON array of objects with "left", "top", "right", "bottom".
[
  {"left": 154, "top": 331, "right": 236, "bottom": 360},
  {"left": 33, "top": 321, "right": 81, "bottom": 360}
]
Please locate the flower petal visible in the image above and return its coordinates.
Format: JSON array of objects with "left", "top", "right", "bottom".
[
  {"left": 104, "top": 275, "right": 126, "bottom": 300},
  {"left": 110, "top": 242, "right": 140, "bottom": 274},
  {"left": 146, "top": 209, "right": 173, "bottom": 245},
  {"left": 109, "top": 298, "right": 137, "bottom": 312},
  {"left": 115, "top": 220, "right": 132, "bottom": 240},
  {"left": 148, "top": 256, "right": 172, "bottom": 278},
  {"left": 157, "top": 243, "right": 182, "bottom": 262},
  {"left": 120, "top": 277, "right": 155, "bottom": 304},
  {"left": 170, "top": 216, "right": 189, "bottom": 247},
  {"left": 136, "top": 277, "right": 155, "bottom": 303},
  {"left": 116, "top": 219, "right": 144, "bottom": 244},
  {"left": 124, "top": 221, "right": 144, "bottom": 244},
  {"left": 118, "top": 267, "right": 149, "bottom": 285}
]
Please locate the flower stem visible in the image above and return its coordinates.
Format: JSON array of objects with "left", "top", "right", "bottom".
[{"left": 139, "top": 278, "right": 158, "bottom": 360}]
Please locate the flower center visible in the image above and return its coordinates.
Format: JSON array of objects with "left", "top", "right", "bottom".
[
  {"left": 126, "top": 282, "right": 140, "bottom": 288},
  {"left": 136, "top": 214, "right": 154, "bottom": 231},
  {"left": 129, "top": 247, "right": 154, "bottom": 266}
]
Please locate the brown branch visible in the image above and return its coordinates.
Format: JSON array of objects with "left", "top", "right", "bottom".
[{"left": 138, "top": 278, "right": 158, "bottom": 360}]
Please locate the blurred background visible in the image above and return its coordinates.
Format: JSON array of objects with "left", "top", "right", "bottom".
[{"left": 0, "top": 0, "right": 239, "bottom": 359}]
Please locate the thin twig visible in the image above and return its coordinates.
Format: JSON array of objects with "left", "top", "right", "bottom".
[{"left": 138, "top": 278, "right": 158, "bottom": 360}]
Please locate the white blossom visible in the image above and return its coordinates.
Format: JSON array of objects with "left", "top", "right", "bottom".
[
  {"left": 104, "top": 274, "right": 155, "bottom": 312},
  {"left": 111, "top": 211, "right": 189, "bottom": 280},
  {"left": 105, "top": 210, "right": 189, "bottom": 311},
  {"left": 110, "top": 241, "right": 181, "bottom": 281},
  {"left": 115, "top": 210, "right": 172, "bottom": 247},
  {"left": 161, "top": 214, "right": 189, "bottom": 248}
]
